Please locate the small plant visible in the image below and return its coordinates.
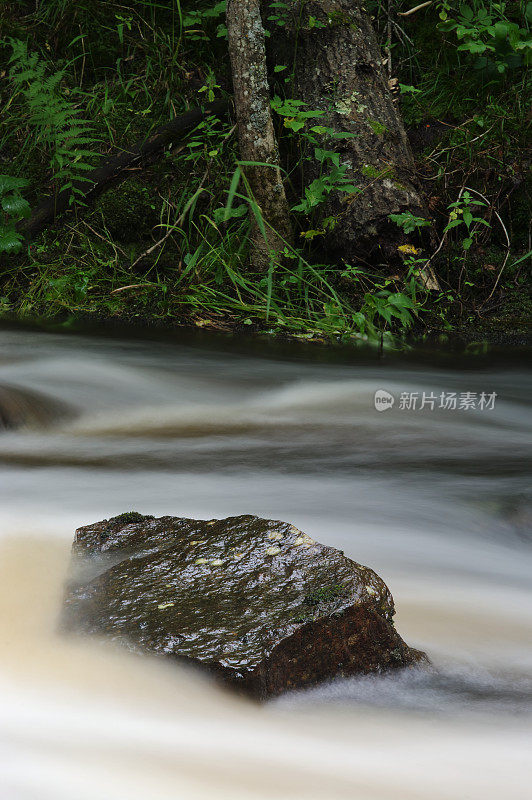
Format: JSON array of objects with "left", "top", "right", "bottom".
[
  {"left": 0, "top": 175, "right": 30, "bottom": 255},
  {"left": 444, "top": 190, "right": 490, "bottom": 250},
  {"left": 183, "top": 1, "right": 227, "bottom": 41},
  {"left": 267, "top": 1, "right": 291, "bottom": 28},
  {"left": 437, "top": 1, "right": 532, "bottom": 73},
  {"left": 198, "top": 68, "right": 221, "bottom": 102},
  {"left": 361, "top": 288, "right": 418, "bottom": 329},
  {"left": 292, "top": 164, "right": 357, "bottom": 214},
  {"left": 389, "top": 211, "right": 432, "bottom": 235},
  {"left": 271, "top": 95, "right": 325, "bottom": 133},
  {"left": 183, "top": 113, "right": 233, "bottom": 163},
  {"left": 271, "top": 96, "right": 358, "bottom": 216}
]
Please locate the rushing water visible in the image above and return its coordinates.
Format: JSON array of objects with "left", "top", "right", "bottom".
[{"left": 1, "top": 326, "right": 531, "bottom": 799}]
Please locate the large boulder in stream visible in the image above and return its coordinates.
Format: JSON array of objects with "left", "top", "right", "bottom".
[{"left": 64, "top": 513, "right": 426, "bottom": 699}]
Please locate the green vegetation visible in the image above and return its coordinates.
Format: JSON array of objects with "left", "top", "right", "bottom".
[
  {"left": 0, "top": 1, "right": 529, "bottom": 347},
  {"left": 0, "top": 175, "right": 30, "bottom": 254},
  {"left": 113, "top": 511, "right": 146, "bottom": 524},
  {"left": 303, "top": 584, "right": 350, "bottom": 606}
]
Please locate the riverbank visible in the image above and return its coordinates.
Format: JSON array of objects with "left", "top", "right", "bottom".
[
  {"left": 1, "top": 293, "right": 530, "bottom": 360},
  {"left": 1, "top": 3, "right": 529, "bottom": 351}
]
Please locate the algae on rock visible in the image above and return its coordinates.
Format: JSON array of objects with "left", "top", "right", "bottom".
[{"left": 64, "top": 513, "right": 427, "bottom": 699}]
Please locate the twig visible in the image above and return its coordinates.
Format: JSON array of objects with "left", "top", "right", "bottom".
[
  {"left": 80, "top": 221, "right": 129, "bottom": 257},
  {"left": 464, "top": 186, "right": 510, "bottom": 251},
  {"left": 110, "top": 283, "right": 155, "bottom": 295},
  {"left": 79, "top": 25, "right": 86, "bottom": 88},
  {"left": 423, "top": 185, "right": 466, "bottom": 275},
  {"left": 398, "top": 2, "right": 433, "bottom": 16},
  {"left": 128, "top": 226, "right": 178, "bottom": 272},
  {"left": 128, "top": 170, "right": 209, "bottom": 271},
  {"left": 426, "top": 123, "right": 495, "bottom": 161},
  {"left": 386, "top": 0, "right": 393, "bottom": 79},
  {"left": 463, "top": 186, "right": 511, "bottom": 304},
  {"left": 392, "top": 21, "right": 415, "bottom": 47}
]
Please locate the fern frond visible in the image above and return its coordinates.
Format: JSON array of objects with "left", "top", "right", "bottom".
[{"left": 7, "top": 39, "right": 101, "bottom": 198}]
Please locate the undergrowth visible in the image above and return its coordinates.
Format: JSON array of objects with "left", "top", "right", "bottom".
[{"left": 0, "top": 0, "right": 530, "bottom": 346}]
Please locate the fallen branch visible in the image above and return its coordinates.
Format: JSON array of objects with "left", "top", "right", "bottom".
[
  {"left": 397, "top": 2, "right": 433, "bottom": 17},
  {"left": 20, "top": 99, "right": 229, "bottom": 240},
  {"left": 110, "top": 283, "right": 156, "bottom": 294}
]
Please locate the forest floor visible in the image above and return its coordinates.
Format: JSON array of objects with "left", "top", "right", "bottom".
[{"left": 0, "top": 2, "right": 530, "bottom": 351}]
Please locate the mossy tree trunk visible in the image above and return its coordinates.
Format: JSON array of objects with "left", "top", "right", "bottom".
[
  {"left": 226, "top": 0, "right": 293, "bottom": 269},
  {"left": 266, "top": 0, "right": 437, "bottom": 282}
]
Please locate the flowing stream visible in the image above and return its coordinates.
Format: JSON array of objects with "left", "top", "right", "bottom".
[{"left": 1, "top": 326, "right": 531, "bottom": 799}]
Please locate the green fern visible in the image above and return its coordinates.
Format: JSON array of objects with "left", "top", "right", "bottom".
[
  {"left": 0, "top": 175, "right": 30, "bottom": 255},
  {"left": 7, "top": 39, "right": 100, "bottom": 203}
]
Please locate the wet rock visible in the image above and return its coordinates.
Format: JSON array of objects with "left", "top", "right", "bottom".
[
  {"left": 0, "top": 383, "right": 73, "bottom": 430},
  {"left": 64, "top": 513, "right": 427, "bottom": 699}
]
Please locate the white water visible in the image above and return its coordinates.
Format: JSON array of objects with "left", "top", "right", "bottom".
[{"left": 1, "top": 328, "right": 531, "bottom": 799}]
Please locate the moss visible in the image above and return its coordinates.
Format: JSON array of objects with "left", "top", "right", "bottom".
[
  {"left": 94, "top": 180, "right": 160, "bottom": 242},
  {"left": 392, "top": 179, "right": 410, "bottom": 192},
  {"left": 362, "top": 164, "right": 384, "bottom": 179},
  {"left": 303, "top": 583, "right": 349, "bottom": 606},
  {"left": 508, "top": 182, "right": 532, "bottom": 245},
  {"left": 492, "top": 288, "right": 532, "bottom": 327},
  {"left": 367, "top": 118, "right": 388, "bottom": 137},
  {"left": 112, "top": 511, "right": 146, "bottom": 524},
  {"left": 326, "top": 10, "right": 355, "bottom": 27}
]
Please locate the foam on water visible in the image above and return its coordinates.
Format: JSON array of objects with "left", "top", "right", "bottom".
[{"left": 1, "top": 328, "right": 531, "bottom": 798}]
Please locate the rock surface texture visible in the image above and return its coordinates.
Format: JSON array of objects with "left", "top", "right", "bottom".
[{"left": 64, "top": 513, "right": 426, "bottom": 698}]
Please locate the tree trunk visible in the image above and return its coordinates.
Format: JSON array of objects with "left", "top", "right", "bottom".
[
  {"left": 266, "top": 0, "right": 435, "bottom": 272},
  {"left": 226, "top": 0, "right": 293, "bottom": 269}
]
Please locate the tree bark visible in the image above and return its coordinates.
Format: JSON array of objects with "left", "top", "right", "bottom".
[
  {"left": 226, "top": 0, "right": 293, "bottom": 268},
  {"left": 266, "top": 0, "right": 436, "bottom": 274}
]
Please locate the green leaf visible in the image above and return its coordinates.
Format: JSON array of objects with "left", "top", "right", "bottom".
[
  {"left": 389, "top": 293, "right": 415, "bottom": 309},
  {"left": 509, "top": 249, "right": 532, "bottom": 268},
  {"left": 0, "top": 228, "right": 23, "bottom": 254},
  {"left": 459, "top": 41, "right": 487, "bottom": 53},
  {"left": 494, "top": 21, "right": 510, "bottom": 40},
  {"left": 285, "top": 119, "right": 305, "bottom": 132},
  {"left": 223, "top": 167, "right": 242, "bottom": 221},
  {"left": 351, "top": 312, "right": 366, "bottom": 331},
  {"left": 213, "top": 203, "right": 247, "bottom": 223},
  {"left": 377, "top": 305, "right": 393, "bottom": 324},
  {"left": 0, "top": 175, "right": 29, "bottom": 194},
  {"left": 315, "top": 148, "right": 339, "bottom": 167},
  {"left": 459, "top": 4, "right": 474, "bottom": 21},
  {"left": 444, "top": 219, "right": 463, "bottom": 230},
  {"left": 1, "top": 193, "right": 31, "bottom": 219}
]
